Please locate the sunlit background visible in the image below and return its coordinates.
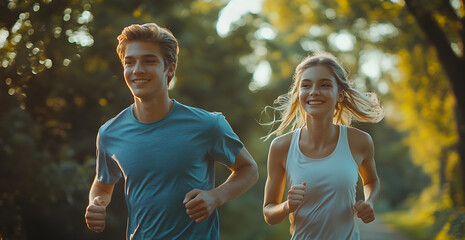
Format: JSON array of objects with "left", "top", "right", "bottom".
[{"left": 1, "top": 0, "right": 464, "bottom": 239}]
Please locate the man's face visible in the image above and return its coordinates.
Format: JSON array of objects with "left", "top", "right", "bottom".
[{"left": 123, "top": 41, "right": 174, "bottom": 101}]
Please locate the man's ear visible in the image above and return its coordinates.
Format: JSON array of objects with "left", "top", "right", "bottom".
[
  {"left": 166, "top": 63, "right": 176, "bottom": 86},
  {"left": 167, "top": 63, "right": 176, "bottom": 77}
]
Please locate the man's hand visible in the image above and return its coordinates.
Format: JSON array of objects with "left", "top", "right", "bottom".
[
  {"left": 85, "top": 197, "right": 107, "bottom": 232},
  {"left": 285, "top": 182, "right": 306, "bottom": 213},
  {"left": 354, "top": 200, "right": 375, "bottom": 223},
  {"left": 183, "top": 189, "right": 219, "bottom": 223}
]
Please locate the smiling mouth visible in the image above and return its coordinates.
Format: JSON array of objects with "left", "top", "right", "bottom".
[
  {"left": 133, "top": 79, "right": 150, "bottom": 83},
  {"left": 307, "top": 100, "right": 324, "bottom": 105}
]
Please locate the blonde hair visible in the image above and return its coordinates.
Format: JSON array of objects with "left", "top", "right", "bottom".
[
  {"left": 116, "top": 23, "right": 179, "bottom": 84},
  {"left": 264, "top": 52, "right": 384, "bottom": 140}
]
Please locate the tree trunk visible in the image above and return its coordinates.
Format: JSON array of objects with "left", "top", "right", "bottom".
[
  {"left": 456, "top": 102, "right": 465, "bottom": 206},
  {"left": 405, "top": 0, "right": 465, "bottom": 205}
]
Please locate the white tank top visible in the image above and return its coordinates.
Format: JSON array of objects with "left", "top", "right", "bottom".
[{"left": 286, "top": 125, "right": 360, "bottom": 240}]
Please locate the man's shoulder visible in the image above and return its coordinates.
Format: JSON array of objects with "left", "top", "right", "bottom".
[
  {"left": 174, "top": 101, "right": 231, "bottom": 139},
  {"left": 175, "top": 101, "right": 222, "bottom": 123},
  {"left": 98, "top": 105, "right": 132, "bottom": 135}
]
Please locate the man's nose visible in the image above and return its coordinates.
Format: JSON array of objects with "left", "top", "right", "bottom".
[{"left": 133, "top": 61, "right": 145, "bottom": 74}]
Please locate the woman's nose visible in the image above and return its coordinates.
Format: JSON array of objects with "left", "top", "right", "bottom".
[{"left": 309, "top": 86, "right": 320, "bottom": 95}]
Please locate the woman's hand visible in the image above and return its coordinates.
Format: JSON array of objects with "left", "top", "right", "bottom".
[
  {"left": 285, "top": 182, "right": 306, "bottom": 213},
  {"left": 354, "top": 200, "right": 375, "bottom": 223}
]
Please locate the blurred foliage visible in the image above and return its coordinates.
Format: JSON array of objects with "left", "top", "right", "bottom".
[{"left": 0, "top": 0, "right": 464, "bottom": 239}]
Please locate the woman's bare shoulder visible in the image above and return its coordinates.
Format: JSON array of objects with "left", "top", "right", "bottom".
[
  {"left": 268, "top": 131, "right": 294, "bottom": 168},
  {"left": 346, "top": 126, "right": 374, "bottom": 165},
  {"left": 346, "top": 126, "right": 373, "bottom": 146},
  {"left": 270, "top": 131, "right": 294, "bottom": 152}
]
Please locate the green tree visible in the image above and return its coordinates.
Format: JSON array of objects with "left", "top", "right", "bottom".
[{"left": 404, "top": 0, "right": 465, "bottom": 206}]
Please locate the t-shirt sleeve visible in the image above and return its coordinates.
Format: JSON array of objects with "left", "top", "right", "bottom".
[
  {"left": 95, "top": 132, "right": 122, "bottom": 184},
  {"left": 208, "top": 113, "right": 244, "bottom": 168}
]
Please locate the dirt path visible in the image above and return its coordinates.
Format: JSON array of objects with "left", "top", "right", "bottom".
[{"left": 357, "top": 217, "right": 409, "bottom": 240}]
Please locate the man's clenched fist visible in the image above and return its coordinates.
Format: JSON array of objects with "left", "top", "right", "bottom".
[{"left": 85, "top": 197, "right": 107, "bottom": 232}]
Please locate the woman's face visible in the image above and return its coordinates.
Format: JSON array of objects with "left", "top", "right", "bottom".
[{"left": 298, "top": 65, "right": 342, "bottom": 119}]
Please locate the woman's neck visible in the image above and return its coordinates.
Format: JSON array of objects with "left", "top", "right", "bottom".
[{"left": 302, "top": 116, "right": 339, "bottom": 149}]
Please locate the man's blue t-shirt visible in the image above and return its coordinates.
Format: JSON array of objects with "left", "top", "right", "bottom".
[{"left": 96, "top": 100, "right": 244, "bottom": 240}]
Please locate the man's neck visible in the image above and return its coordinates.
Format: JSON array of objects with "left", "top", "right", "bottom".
[{"left": 133, "top": 96, "right": 173, "bottom": 123}]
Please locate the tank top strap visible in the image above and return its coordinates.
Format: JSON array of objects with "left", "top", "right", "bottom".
[
  {"left": 339, "top": 125, "right": 346, "bottom": 147},
  {"left": 336, "top": 125, "right": 347, "bottom": 156},
  {"left": 338, "top": 125, "right": 359, "bottom": 169},
  {"left": 286, "top": 128, "right": 302, "bottom": 181},
  {"left": 289, "top": 128, "right": 301, "bottom": 152}
]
